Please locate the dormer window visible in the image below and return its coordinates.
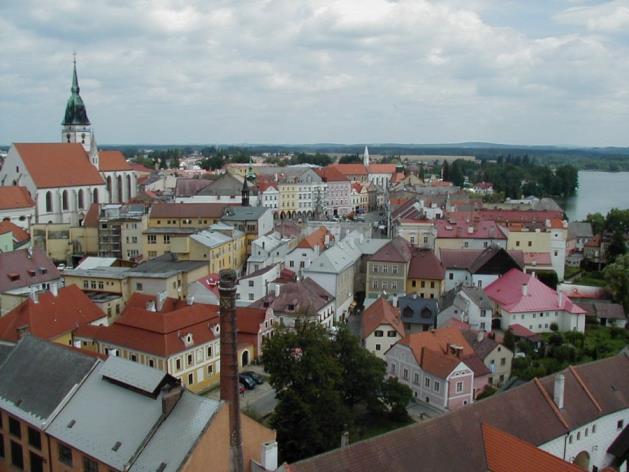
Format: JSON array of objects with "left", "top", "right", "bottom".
[
  {"left": 8, "top": 273, "right": 20, "bottom": 281},
  {"left": 288, "top": 304, "right": 295, "bottom": 311}
]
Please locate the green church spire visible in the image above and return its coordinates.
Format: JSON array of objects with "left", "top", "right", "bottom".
[{"left": 62, "top": 54, "right": 90, "bottom": 126}]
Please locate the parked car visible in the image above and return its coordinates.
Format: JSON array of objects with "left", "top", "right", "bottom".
[
  {"left": 241, "top": 371, "right": 264, "bottom": 385},
  {"left": 239, "top": 373, "right": 256, "bottom": 390}
]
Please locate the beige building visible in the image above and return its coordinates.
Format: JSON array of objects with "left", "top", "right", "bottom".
[
  {"left": 365, "top": 237, "right": 413, "bottom": 299},
  {"left": 361, "top": 297, "right": 405, "bottom": 360}
]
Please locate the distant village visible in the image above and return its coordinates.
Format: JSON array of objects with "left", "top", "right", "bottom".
[{"left": 0, "top": 62, "right": 627, "bottom": 472}]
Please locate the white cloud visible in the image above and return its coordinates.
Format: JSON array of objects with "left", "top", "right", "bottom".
[
  {"left": 0, "top": 0, "right": 628, "bottom": 145},
  {"left": 556, "top": 1, "right": 629, "bottom": 33}
]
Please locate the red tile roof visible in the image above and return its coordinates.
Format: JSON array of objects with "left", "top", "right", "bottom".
[
  {"left": 82, "top": 203, "right": 100, "bottom": 228},
  {"left": 408, "top": 249, "right": 445, "bottom": 280},
  {"left": 361, "top": 297, "right": 405, "bottom": 339},
  {"left": 485, "top": 269, "right": 586, "bottom": 314},
  {"left": 14, "top": 143, "right": 105, "bottom": 188},
  {"left": 0, "top": 186, "right": 35, "bottom": 210},
  {"left": 236, "top": 307, "right": 270, "bottom": 334},
  {"left": 129, "top": 162, "right": 154, "bottom": 173},
  {"left": 0, "top": 220, "right": 29, "bottom": 244},
  {"left": 369, "top": 236, "right": 413, "bottom": 263},
  {"left": 75, "top": 293, "right": 220, "bottom": 357},
  {"left": 448, "top": 209, "right": 564, "bottom": 224},
  {"left": 99, "top": 150, "right": 132, "bottom": 171},
  {"left": 316, "top": 166, "right": 349, "bottom": 182},
  {"left": 351, "top": 182, "right": 363, "bottom": 193},
  {"left": 435, "top": 219, "right": 506, "bottom": 239},
  {"left": 523, "top": 252, "right": 552, "bottom": 266},
  {"left": 367, "top": 163, "right": 396, "bottom": 174},
  {"left": 329, "top": 163, "right": 368, "bottom": 176},
  {"left": 482, "top": 423, "right": 582, "bottom": 472},
  {"left": 0, "top": 285, "right": 105, "bottom": 342},
  {"left": 297, "top": 226, "right": 333, "bottom": 249},
  {"left": 0, "top": 247, "right": 60, "bottom": 293}
]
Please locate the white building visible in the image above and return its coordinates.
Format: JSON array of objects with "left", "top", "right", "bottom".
[{"left": 237, "top": 264, "right": 281, "bottom": 304}]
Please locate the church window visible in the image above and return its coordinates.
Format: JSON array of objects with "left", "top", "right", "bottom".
[
  {"left": 81, "top": 133, "right": 86, "bottom": 144},
  {"left": 93, "top": 189, "right": 99, "bottom": 203},
  {"left": 66, "top": 133, "right": 71, "bottom": 142},
  {"left": 45, "top": 192, "right": 53, "bottom": 213},
  {"left": 62, "top": 190, "right": 69, "bottom": 210},
  {"left": 78, "top": 189, "right": 84, "bottom": 209}
]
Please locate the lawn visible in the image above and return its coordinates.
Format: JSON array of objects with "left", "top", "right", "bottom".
[
  {"left": 564, "top": 266, "right": 581, "bottom": 280},
  {"left": 511, "top": 325, "right": 628, "bottom": 381},
  {"left": 575, "top": 270, "right": 608, "bottom": 287},
  {"left": 351, "top": 411, "right": 414, "bottom": 442}
]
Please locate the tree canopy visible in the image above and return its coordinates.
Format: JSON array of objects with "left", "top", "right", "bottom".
[
  {"left": 604, "top": 253, "right": 629, "bottom": 310},
  {"left": 262, "top": 323, "right": 412, "bottom": 463}
]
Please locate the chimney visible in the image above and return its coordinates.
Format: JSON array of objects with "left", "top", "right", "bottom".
[
  {"left": 30, "top": 288, "right": 39, "bottom": 304},
  {"left": 260, "top": 442, "right": 278, "bottom": 471},
  {"left": 324, "top": 234, "right": 330, "bottom": 246},
  {"left": 522, "top": 284, "right": 528, "bottom": 297},
  {"left": 161, "top": 383, "right": 184, "bottom": 416},
  {"left": 274, "top": 284, "right": 281, "bottom": 297},
  {"left": 146, "top": 301, "right": 156, "bottom": 312},
  {"left": 156, "top": 291, "right": 167, "bottom": 311},
  {"left": 50, "top": 283, "right": 58, "bottom": 297},
  {"left": 219, "top": 269, "right": 244, "bottom": 472},
  {"left": 186, "top": 295, "right": 195, "bottom": 306},
  {"left": 477, "top": 331, "right": 484, "bottom": 342},
  {"left": 558, "top": 291, "right": 564, "bottom": 309},
  {"left": 553, "top": 373, "right": 565, "bottom": 409},
  {"left": 340, "top": 431, "right": 350, "bottom": 448}
]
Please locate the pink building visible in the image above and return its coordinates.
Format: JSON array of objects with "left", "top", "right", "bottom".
[
  {"left": 385, "top": 327, "right": 489, "bottom": 411},
  {"left": 316, "top": 166, "right": 352, "bottom": 217}
]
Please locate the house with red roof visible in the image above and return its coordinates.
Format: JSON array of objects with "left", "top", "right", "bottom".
[
  {"left": 0, "top": 219, "right": 30, "bottom": 251},
  {"left": 435, "top": 218, "right": 507, "bottom": 254},
  {"left": 328, "top": 163, "right": 369, "bottom": 183},
  {"left": 361, "top": 296, "right": 405, "bottom": 359},
  {"left": 484, "top": 269, "right": 586, "bottom": 333},
  {"left": 316, "top": 166, "right": 352, "bottom": 217},
  {"left": 406, "top": 248, "right": 445, "bottom": 299},
  {"left": 385, "top": 326, "right": 490, "bottom": 411},
  {"left": 0, "top": 186, "right": 35, "bottom": 229},
  {"left": 0, "top": 284, "right": 107, "bottom": 345},
  {"left": 0, "top": 63, "right": 136, "bottom": 224},
  {"left": 365, "top": 237, "right": 414, "bottom": 299},
  {"left": 350, "top": 181, "right": 369, "bottom": 213},
  {"left": 285, "top": 226, "right": 334, "bottom": 274}
]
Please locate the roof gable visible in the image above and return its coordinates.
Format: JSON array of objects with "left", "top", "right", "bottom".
[
  {"left": 361, "top": 297, "right": 405, "bottom": 339},
  {"left": 99, "top": 150, "right": 132, "bottom": 171},
  {"left": 0, "top": 186, "right": 35, "bottom": 210}
]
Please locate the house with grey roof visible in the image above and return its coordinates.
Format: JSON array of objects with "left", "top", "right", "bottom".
[
  {"left": 462, "top": 330, "right": 514, "bottom": 387},
  {"left": 438, "top": 285, "right": 494, "bottom": 332},
  {"left": 567, "top": 222, "right": 593, "bottom": 267},
  {"left": 397, "top": 294, "right": 439, "bottom": 334},
  {"left": 0, "top": 335, "right": 277, "bottom": 472}
]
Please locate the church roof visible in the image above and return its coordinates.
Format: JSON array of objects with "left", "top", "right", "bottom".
[
  {"left": 62, "top": 60, "right": 90, "bottom": 126},
  {"left": 99, "top": 151, "right": 133, "bottom": 171},
  {"left": 13, "top": 143, "right": 105, "bottom": 188}
]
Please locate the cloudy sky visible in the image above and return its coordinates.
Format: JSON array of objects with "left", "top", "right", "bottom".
[{"left": 1, "top": 0, "right": 629, "bottom": 146}]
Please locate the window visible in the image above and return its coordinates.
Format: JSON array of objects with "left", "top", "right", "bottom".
[
  {"left": 149, "top": 359, "right": 155, "bottom": 368},
  {"left": 412, "top": 280, "right": 416, "bottom": 288},
  {"left": 374, "top": 330, "right": 383, "bottom": 337},
  {"left": 59, "top": 443, "right": 73, "bottom": 466},
  {"left": 372, "top": 280, "right": 379, "bottom": 289},
  {"left": 130, "top": 354, "right": 137, "bottom": 362},
  {"left": 456, "top": 381, "right": 463, "bottom": 393},
  {"left": 163, "top": 235, "right": 170, "bottom": 244},
  {"left": 9, "top": 417, "right": 21, "bottom": 438},
  {"left": 383, "top": 265, "right": 388, "bottom": 273},
  {"left": 516, "top": 241, "right": 520, "bottom": 247},
  {"left": 207, "top": 364, "right": 213, "bottom": 375},
  {"left": 83, "top": 280, "right": 89, "bottom": 289},
  {"left": 176, "top": 359, "right": 181, "bottom": 370},
  {"left": 390, "top": 363, "right": 396, "bottom": 375},
  {"left": 289, "top": 260, "right": 294, "bottom": 268},
  {"left": 382, "top": 281, "right": 388, "bottom": 290},
  {"left": 592, "top": 424, "right": 596, "bottom": 434},
  {"left": 30, "top": 452, "right": 44, "bottom": 472},
  {"left": 403, "top": 368, "right": 409, "bottom": 380},
  {"left": 249, "top": 293, "right": 254, "bottom": 301},
  {"left": 449, "top": 273, "right": 454, "bottom": 280},
  {"left": 414, "top": 373, "right": 420, "bottom": 385},
  {"left": 387, "top": 330, "right": 397, "bottom": 337},
  {"left": 207, "top": 346, "right": 213, "bottom": 358},
  {"left": 83, "top": 456, "right": 98, "bottom": 472},
  {"left": 136, "top": 282, "right": 143, "bottom": 291},
  {"left": 500, "top": 358, "right": 506, "bottom": 366},
  {"left": 148, "top": 235, "right": 157, "bottom": 245},
  {"left": 187, "top": 354, "right": 193, "bottom": 366},
  {"left": 11, "top": 441, "right": 23, "bottom": 469},
  {"left": 618, "top": 420, "right": 624, "bottom": 431},
  {"left": 568, "top": 435, "right": 573, "bottom": 444},
  {"left": 392, "top": 265, "right": 398, "bottom": 274},
  {"left": 62, "top": 190, "right": 69, "bottom": 211},
  {"left": 430, "top": 281, "right": 435, "bottom": 288},
  {"left": 248, "top": 280, "right": 254, "bottom": 287},
  {"left": 464, "top": 242, "right": 469, "bottom": 248},
  {"left": 45, "top": 191, "right": 53, "bottom": 213},
  {"left": 434, "top": 381, "right": 440, "bottom": 392},
  {"left": 375, "top": 344, "right": 381, "bottom": 351},
  {"left": 28, "top": 427, "right": 41, "bottom": 449},
  {"left": 421, "top": 281, "right": 425, "bottom": 288},
  {"left": 188, "top": 373, "right": 194, "bottom": 384}
]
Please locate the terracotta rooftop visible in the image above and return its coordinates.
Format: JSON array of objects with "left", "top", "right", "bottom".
[
  {"left": 485, "top": 269, "right": 586, "bottom": 315},
  {"left": 361, "top": 297, "right": 404, "bottom": 339},
  {"left": 367, "top": 163, "right": 396, "bottom": 174},
  {"left": 98, "top": 150, "right": 132, "bottom": 172},
  {"left": 407, "top": 249, "right": 445, "bottom": 280},
  {"left": 0, "top": 186, "right": 35, "bottom": 210},
  {"left": 251, "top": 278, "right": 333, "bottom": 315},
  {"left": 482, "top": 423, "right": 582, "bottom": 472},
  {"left": 129, "top": 162, "right": 154, "bottom": 173},
  {"left": 435, "top": 219, "right": 506, "bottom": 240},
  {"left": 329, "top": 163, "right": 368, "bottom": 176},
  {"left": 439, "top": 247, "right": 524, "bottom": 272},
  {"left": 369, "top": 236, "right": 413, "bottom": 263},
  {"left": 448, "top": 209, "right": 564, "bottom": 224},
  {"left": 316, "top": 166, "right": 350, "bottom": 182},
  {"left": 0, "top": 220, "right": 29, "bottom": 244},
  {"left": 297, "top": 226, "right": 333, "bottom": 250},
  {"left": 289, "top": 353, "right": 629, "bottom": 471},
  {"left": 13, "top": 143, "right": 105, "bottom": 188},
  {"left": 0, "top": 285, "right": 105, "bottom": 342}
]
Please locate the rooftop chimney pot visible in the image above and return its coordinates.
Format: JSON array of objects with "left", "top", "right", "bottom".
[{"left": 554, "top": 373, "right": 565, "bottom": 409}]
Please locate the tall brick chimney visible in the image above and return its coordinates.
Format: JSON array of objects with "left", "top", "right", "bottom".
[{"left": 219, "top": 269, "right": 244, "bottom": 472}]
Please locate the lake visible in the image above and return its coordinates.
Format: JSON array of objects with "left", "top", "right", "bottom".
[{"left": 562, "top": 171, "right": 629, "bottom": 221}]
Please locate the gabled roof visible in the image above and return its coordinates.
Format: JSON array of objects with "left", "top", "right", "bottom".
[
  {"left": 316, "top": 166, "right": 350, "bottom": 182},
  {"left": 329, "top": 163, "right": 368, "bottom": 176},
  {"left": 0, "top": 336, "right": 97, "bottom": 427},
  {"left": 398, "top": 326, "right": 475, "bottom": 365},
  {"left": 369, "top": 236, "right": 413, "bottom": 263},
  {"left": 99, "top": 150, "right": 132, "bottom": 171},
  {"left": 576, "top": 302, "right": 626, "bottom": 320},
  {"left": 221, "top": 206, "right": 269, "bottom": 221},
  {"left": 361, "top": 297, "right": 405, "bottom": 339},
  {"left": 567, "top": 221, "right": 593, "bottom": 240},
  {"left": 236, "top": 307, "right": 270, "bottom": 334},
  {"left": 482, "top": 423, "right": 582, "bottom": 472},
  {"left": 0, "top": 186, "right": 35, "bottom": 210},
  {"left": 367, "top": 163, "right": 396, "bottom": 174},
  {"left": 13, "top": 143, "right": 105, "bottom": 188},
  {"left": 0, "top": 220, "right": 29, "bottom": 245},
  {"left": 297, "top": 226, "right": 333, "bottom": 249},
  {"left": 0, "top": 285, "right": 105, "bottom": 342},
  {"left": 407, "top": 249, "right": 445, "bottom": 280},
  {"left": 0, "top": 247, "right": 60, "bottom": 293},
  {"left": 129, "top": 162, "right": 154, "bottom": 173},
  {"left": 460, "top": 286, "right": 493, "bottom": 311},
  {"left": 435, "top": 219, "right": 506, "bottom": 240},
  {"left": 289, "top": 353, "right": 629, "bottom": 472},
  {"left": 462, "top": 330, "right": 502, "bottom": 360},
  {"left": 439, "top": 248, "right": 524, "bottom": 273},
  {"left": 251, "top": 277, "right": 333, "bottom": 315},
  {"left": 174, "top": 177, "right": 212, "bottom": 197},
  {"left": 484, "top": 269, "right": 586, "bottom": 314},
  {"left": 398, "top": 295, "right": 439, "bottom": 326}
]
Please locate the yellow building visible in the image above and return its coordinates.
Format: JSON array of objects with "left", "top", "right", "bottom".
[
  {"left": 405, "top": 248, "right": 446, "bottom": 299},
  {"left": 31, "top": 222, "right": 98, "bottom": 263},
  {"left": 171, "top": 223, "right": 247, "bottom": 274}
]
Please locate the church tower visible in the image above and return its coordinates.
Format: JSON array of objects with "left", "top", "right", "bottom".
[
  {"left": 61, "top": 56, "right": 92, "bottom": 152},
  {"left": 363, "top": 146, "right": 370, "bottom": 166}
]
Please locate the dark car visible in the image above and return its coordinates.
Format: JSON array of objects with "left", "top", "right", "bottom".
[
  {"left": 241, "top": 371, "right": 264, "bottom": 385},
  {"left": 239, "top": 373, "right": 256, "bottom": 390}
]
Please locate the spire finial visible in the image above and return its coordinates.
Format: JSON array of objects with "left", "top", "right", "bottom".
[{"left": 71, "top": 52, "right": 79, "bottom": 94}]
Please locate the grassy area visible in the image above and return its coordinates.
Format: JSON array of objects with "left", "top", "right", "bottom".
[
  {"left": 351, "top": 411, "right": 413, "bottom": 442},
  {"left": 564, "top": 266, "right": 581, "bottom": 280},
  {"left": 511, "top": 326, "right": 628, "bottom": 381}
]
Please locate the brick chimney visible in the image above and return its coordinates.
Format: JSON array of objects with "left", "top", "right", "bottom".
[{"left": 219, "top": 269, "right": 244, "bottom": 472}]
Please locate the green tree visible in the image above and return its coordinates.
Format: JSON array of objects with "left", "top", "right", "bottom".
[
  {"left": 380, "top": 378, "right": 412, "bottom": 420},
  {"left": 339, "top": 154, "right": 362, "bottom": 164},
  {"left": 586, "top": 213, "right": 606, "bottom": 235},
  {"left": 603, "top": 254, "right": 629, "bottom": 310},
  {"left": 607, "top": 230, "right": 627, "bottom": 262},
  {"left": 200, "top": 155, "right": 225, "bottom": 171}
]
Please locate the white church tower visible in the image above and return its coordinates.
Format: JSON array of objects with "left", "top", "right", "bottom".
[
  {"left": 363, "top": 146, "right": 370, "bottom": 166},
  {"left": 61, "top": 56, "right": 92, "bottom": 153}
]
